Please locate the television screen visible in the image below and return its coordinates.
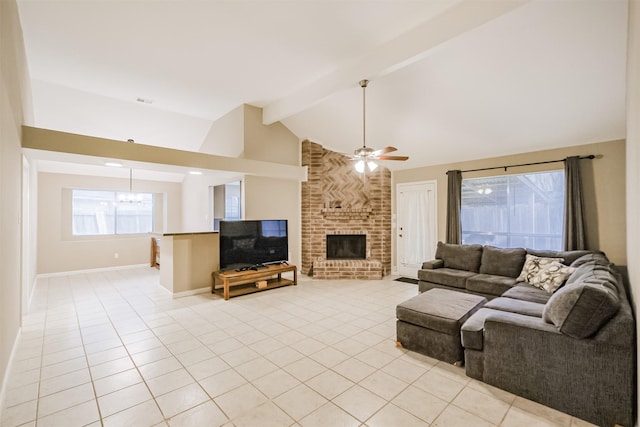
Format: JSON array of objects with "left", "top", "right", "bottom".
[{"left": 219, "top": 220, "right": 288, "bottom": 270}]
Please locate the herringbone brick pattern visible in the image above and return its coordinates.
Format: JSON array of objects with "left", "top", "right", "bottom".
[{"left": 301, "top": 140, "right": 391, "bottom": 278}]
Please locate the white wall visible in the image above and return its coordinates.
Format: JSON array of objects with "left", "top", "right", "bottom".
[
  {"left": 625, "top": 0, "right": 640, "bottom": 422},
  {"left": 181, "top": 173, "right": 243, "bottom": 232},
  {"left": 0, "top": 0, "right": 32, "bottom": 411},
  {"left": 37, "top": 172, "right": 182, "bottom": 274}
]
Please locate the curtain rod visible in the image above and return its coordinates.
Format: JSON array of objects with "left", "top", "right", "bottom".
[{"left": 446, "top": 154, "right": 595, "bottom": 175}]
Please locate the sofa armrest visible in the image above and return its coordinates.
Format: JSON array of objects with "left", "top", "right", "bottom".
[
  {"left": 484, "top": 311, "right": 558, "bottom": 334},
  {"left": 481, "top": 312, "right": 634, "bottom": 427},
  {"left": 421, "top": 259, "right": 444, "bottom": 270}
]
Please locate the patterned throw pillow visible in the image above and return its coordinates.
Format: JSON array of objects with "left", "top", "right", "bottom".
[
  {"left": 516, "top": 254, "right": 565, "bottom": 284},
  {"left": 529, "top": 262, "right": 576, "bottom": 293}
]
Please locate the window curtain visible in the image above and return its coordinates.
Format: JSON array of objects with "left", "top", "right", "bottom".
[
  {"left": 446, "top": 170, "right": 462, "bottom": 244},
  {"left": 564, "top": 156, "right": 586, "bottom": 250}
]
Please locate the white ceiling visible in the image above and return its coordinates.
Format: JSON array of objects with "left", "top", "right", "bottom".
[{"left": 17, "top": 0, "right": 628, "bottom": 179}]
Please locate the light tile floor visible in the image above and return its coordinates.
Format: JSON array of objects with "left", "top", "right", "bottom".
[{"left": 1, "top": 268, "right": 596, "bottom": 427}]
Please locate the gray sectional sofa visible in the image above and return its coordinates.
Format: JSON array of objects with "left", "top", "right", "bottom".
[{"left": 417, "top": 242, "right": 635, "bottom": 427}]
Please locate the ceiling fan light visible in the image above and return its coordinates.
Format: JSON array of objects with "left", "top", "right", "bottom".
[
  {"left": 355, "top": 160, "right": 365, "bottom": 173},
  {"left": 367, "top": 160, "right": 378, "bottom": 172}
]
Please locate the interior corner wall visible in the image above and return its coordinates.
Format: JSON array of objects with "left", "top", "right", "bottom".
[
  {"left": 244, "top": 175, "right": 301, "bottom": 269},
  {"left": 37, "top": 172, "right": 182, "bottom": 274},
  {"left": 625, "top": 0, "right": 640, "bottom": 422},
  {"left": 241, "top": 105, "right": 301, "bottom": 269},
  {"left": 0, "top": 0, "right": 32, "bottom": 410},
  {"left": 243, "top": 104, "right": 300, "bottom": 166},
  {"left": 198, "top": 104, "right": 245, "bottom": 157},
  {"left": 393, "top": 139, "right": 627, "bottom": 267}
]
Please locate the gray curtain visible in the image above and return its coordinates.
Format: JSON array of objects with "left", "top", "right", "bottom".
[
  {"left": 446, "top": 170, "right": 462, "bottom": 244},
  {"left": 564, "top": 156, "right": 586, "bottom": 250}
]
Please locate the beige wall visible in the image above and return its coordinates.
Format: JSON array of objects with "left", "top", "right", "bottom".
[
  {"left": 198, "top": 104, "right": 244, "bottom": 157},
  {"left": 244, "top": 175, "right": 301, "bottom": 269},
  {"left": 393, "top": 139, "right": 627, "bottom": 266},
  {"left": 242, "top": 105, "right": 301, "bottom": 269},
  {"left": 0, "top": 0, "right": 32, "bottom": 407},
  {"left": 625, "top": 0, "right": 640, "bottom": 420},
  {"left": 37, "top": 172, "right": 182, "bottom": 274},
  {"left": 244, "top": 104, "right": 300, "bottom": 166},
  {"left": 185, "top": 104, "right": 302, "bottom": 269},
  {"left": 159, "top": 233, "right": 220, "bottom": 294}
]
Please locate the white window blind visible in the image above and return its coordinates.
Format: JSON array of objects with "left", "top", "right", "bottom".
[
  {"left": 461, "top": 171, "right": 565, "bottom": 250},
  {"left": 72, "top": 189, "right": 153, "bottom": 236}
]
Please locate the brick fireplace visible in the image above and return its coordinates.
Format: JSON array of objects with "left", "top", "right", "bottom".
[{"left": 301, "top": 140, "right": 391, "bottom": 279}]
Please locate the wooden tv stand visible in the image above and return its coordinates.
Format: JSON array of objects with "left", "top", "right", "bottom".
[{"left": 212, "top": 264, "right": 297, "bottom": 300}]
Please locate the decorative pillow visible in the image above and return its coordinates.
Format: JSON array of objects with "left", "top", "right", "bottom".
[
  {"left": 516, "top": 254, "right": 564, "bottom": 284},
  {"left": 528, "top": 261, "right": 576, "bottom": 293}
]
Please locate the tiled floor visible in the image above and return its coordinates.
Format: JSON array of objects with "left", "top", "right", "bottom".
[{"left": 1, "top": 268, "right": 595, "bottom": 427}]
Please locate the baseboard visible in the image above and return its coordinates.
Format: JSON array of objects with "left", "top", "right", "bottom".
[
  {"left": 172, "top": 286, "right": 211, "bottom": 299},
  {"left": 0, "top": 327, "right": 22, "bottom": 421},
  {"left": 37, "top": 263, "right": 150, "bottom": 278}
]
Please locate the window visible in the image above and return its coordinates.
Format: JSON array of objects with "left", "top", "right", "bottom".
[
  {"left": 461, "top": 171, "right": 565, "bottom": 250},
  {"left": 72, "top": 189, "right": 153, "bottom": 236}
]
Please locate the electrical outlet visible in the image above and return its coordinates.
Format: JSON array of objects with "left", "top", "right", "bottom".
[{"left": 114, "top": 253, "right": 119, "bottom": 259}]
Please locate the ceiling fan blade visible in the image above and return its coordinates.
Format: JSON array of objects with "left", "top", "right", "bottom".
[
  {"left": 370, "top": 146, "right": 397, "bottom": 156},
  {"left": 375, "top": 155, "right": 409, "bottom": 161}
]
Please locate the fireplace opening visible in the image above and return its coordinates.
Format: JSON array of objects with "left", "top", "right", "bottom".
[{"left": 326, "top": 234, "right": 366, "bottom": 260}]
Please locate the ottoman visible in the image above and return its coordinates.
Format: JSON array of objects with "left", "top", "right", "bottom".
[{"left": 396, "top": 289, "right": 487, "bottom": 364}]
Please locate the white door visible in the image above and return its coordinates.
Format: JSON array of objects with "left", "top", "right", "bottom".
[{"left": 396, "top": 181, "right": 437, "bottom": 278}]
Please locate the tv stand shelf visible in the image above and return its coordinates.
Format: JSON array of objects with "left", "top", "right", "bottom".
[{"left": 212, "top": 264, "right": 297, "bottom": 300}]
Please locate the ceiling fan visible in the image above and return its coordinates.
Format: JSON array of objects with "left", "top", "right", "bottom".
[{"left": 352, "top": 79, "right": 408, "bottom": 173}]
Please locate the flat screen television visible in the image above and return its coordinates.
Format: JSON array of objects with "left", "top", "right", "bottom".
[{"left": 219, "top": 219, "right": 289, "bottom": 271}]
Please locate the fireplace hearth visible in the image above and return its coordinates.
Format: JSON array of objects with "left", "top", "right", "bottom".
[{"left": 326, "top": 234, "right": 366, "bottom": 260}]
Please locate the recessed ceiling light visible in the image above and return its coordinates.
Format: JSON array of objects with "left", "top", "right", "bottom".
[
  {"left": 189, "top": 171, "right": 203, "bottom": 175},
  {"left": 104, "top": 162, "right": 123, "bottom": 167}
]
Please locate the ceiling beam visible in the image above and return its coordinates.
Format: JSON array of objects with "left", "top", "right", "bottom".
[
  {"left": 262, "top": 0, "right": 530, "bottom": 125},
  {"left": 22, "top": 126, "right": 307, "bottom": 181}
]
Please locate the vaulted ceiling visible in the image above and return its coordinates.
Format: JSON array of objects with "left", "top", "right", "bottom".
[{"left": 17, "top": 0, "right": 628, "bottom": 179}]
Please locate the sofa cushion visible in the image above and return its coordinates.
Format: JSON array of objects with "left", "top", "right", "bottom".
[
  {"left": 528, "top": 262, "right": 576, "bottom": 293},
  {"left": 516, "top": 254, "right": 564, "bottom": 284},
  {"left": 542, "top": 266, "right": 620, "bottom": 339},
  {"left": 570, "top": 252, "right": 609, "bottom": 268},
  {"left": 466, "top": 274, "right": 518, "bottom": 297},
  {"left": 527, "top": 249, "right": 592, "bottom": 266},
  {"left": 435, "top": 242, "right": 483, "bottom": 273},
  {"left": 479, "top": 246, "right": 526, "bottom": 278},
  {"left": 418, "top": 268, "right": 475, "bottom": 289},
  {"left": 565, "top": 260, "right": 617, "bottom": 287},
  {"left": 501, "top": 285, "right": 552, "bottom": 304},
  {"left": 485, "top": 297, "right": 545, "bottom": 318}
]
